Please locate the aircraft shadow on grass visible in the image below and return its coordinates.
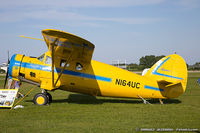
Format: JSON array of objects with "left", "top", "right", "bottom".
[{"left": 25, "top": 94, "right": 181, "bottom": 105}]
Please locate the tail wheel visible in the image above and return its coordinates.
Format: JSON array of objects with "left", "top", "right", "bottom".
[
  {"left": 33, "top": 93, "right": 48, "bottom": 105},
  {"left": 45, "top": 92, "right": 52, "bottom": 103}
]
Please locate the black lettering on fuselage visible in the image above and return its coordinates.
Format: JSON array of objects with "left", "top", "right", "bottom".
[
  {"left": 122, "top": 80, "right": 126, "bottom": 86},
  {"left": 115, "top": 79, "right": 140, "bottom": 89},
  {"left": 136, "top": 83, "right": 140, "bottom": 89},
  {"left": 115, "top": 79, "right": 122, "bottom": 85},
  {"left": 132, "top": 82, "right": 136, "bottom": 88}
]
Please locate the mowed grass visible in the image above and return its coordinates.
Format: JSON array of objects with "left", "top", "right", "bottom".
[{"left": 0, "top": 72, "right": 199, "bottom": 133}]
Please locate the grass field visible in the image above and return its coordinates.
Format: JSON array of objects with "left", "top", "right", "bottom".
[{"left": 0, "top": 72, "right": 199, "bottom": 133}]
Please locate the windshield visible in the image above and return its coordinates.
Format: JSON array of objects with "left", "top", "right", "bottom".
[
  {"left": 45, "top": 56, "right": 52, "bottom": 65},
  {"left": 37, "top": 54, "right": 45, "bottom": 62}
]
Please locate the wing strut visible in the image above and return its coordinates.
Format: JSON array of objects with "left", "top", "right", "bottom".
[
  {"left": 54, "top": 51, "right": 73, "bottom": 87},
  {"left": 50, "top": 39, "right": 58, "bottom": 88}
]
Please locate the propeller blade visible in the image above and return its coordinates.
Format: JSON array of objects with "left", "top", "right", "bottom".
[
  {"left": 4, "top": 50, "right": 10, "bottom": 89},
  {"left": 4, "top": 67, "right": 9, "bottom": 89},
  {"left": 8, "top": 50, "right": 10, "bottom": 64}
]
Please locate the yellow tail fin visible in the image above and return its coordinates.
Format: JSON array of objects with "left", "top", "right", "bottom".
[{"left": 144, "top": 54, "right": 187, "bottom": 98}]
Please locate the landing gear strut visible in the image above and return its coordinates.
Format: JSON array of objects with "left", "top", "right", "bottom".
[
  {"left": 45, "top": 92, "right": 52, "bottom": 103},
  {"left": 33, "top": 92, "right": 52, "bottom": 105}
]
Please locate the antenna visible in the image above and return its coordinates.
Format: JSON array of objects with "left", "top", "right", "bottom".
[{"left": 19, "top": 35, "right": 44, "bottom": 41}]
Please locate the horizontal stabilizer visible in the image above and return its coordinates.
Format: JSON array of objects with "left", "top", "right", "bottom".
[{"left": 157, "top": 80, "right": 181, "bottom": 88}]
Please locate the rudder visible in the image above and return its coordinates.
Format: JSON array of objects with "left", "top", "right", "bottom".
[{"left": 143, "top": 54, "right": 187, "bottom": 98}]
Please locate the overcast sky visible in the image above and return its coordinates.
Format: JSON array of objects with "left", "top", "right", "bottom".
[{"left": 0, "top": 0, "right": 200, "bottom": 65}]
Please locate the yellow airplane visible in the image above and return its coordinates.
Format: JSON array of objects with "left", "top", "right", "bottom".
[{"left": 4, "top": 29, "right": 188, "bottom": 105}]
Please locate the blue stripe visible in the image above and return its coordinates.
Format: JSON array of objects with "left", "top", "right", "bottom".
[
  {"left": 144, "top": 85, "right": 164, "bottom": 91},
  {"left": 8, "top": 54, "right": 17, "bottom": 79},
  {"left": 152, "top": 57, "right": 183, "bottom": 80},
  {"left": 57, "top": 69, "right": 112, "bottom": 82},
  {"left": 10, "top": 57, "right": 112, "bottom": 82},
  {"left": 21, "top": 62, "right": 42, "bottom": 70}
]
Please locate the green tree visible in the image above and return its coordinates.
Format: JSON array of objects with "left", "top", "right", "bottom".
[
  {"left": 193, "top": 62, "right": 200, "bottom": 70},
  {"left": 0, "top": 69, "right": 5, "bottom": 73},
  {"left": 127, "top": 63, "right": 139, "bottom": 71},
  {"left": 155, "top": 55, "right": 165, "bottom": 62},
  {"left": 139, "top": 55, "right": 165, "bottom": 69}
]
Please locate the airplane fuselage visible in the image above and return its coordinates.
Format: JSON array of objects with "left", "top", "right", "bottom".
[{"left": 9, "top": 52, "right": 185, "bottom": 100}]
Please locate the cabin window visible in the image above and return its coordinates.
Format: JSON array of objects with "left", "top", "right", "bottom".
[
  {"left": 76, "top": 63, "right": 83, "bottom": 71},
  {"left": 37, "top": 54, "right": 45, "bottom": 62},
  {"left": 60, "top": 60, "right": 69, "bottom": 67},
  {"left": 45, "top": 56, "right": 52, "bottom": 65}
]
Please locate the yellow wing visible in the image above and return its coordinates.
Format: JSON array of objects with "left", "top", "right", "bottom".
[
  {"left": 41, "top": 29, "right": 95, "bottom": 88},
  {"left": 42, "top": 29, "right": 95, "bottom": 63}
]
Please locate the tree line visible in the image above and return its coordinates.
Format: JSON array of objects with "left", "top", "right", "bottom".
[
  {"left": 126, "top": 55, "right": 200, "bottom": 71},
  {"left": 188, "top": 62, "right": 200, "bottom": 70},
  {"left": 127, "top": 55, "right": 165, "bottom": 71}
]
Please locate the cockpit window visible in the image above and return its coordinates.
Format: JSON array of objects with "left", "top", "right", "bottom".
[
  {"left": 37, "top": 54, "right": 45, "bottom": 62},
  {"left": 45, "top": 56, "right": 52, "bottom": 65}
]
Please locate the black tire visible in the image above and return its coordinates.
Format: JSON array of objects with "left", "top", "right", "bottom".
[
  {"left": 45, "top": 92, "right": 52, "bottom": 103},
  {"left": 33, "top": 93, "right": 48, "bottom": 105}
]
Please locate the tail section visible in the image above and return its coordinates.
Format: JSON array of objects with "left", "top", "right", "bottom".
[{"left": 144, "top": 54, "right": 187, "bottom": 98}]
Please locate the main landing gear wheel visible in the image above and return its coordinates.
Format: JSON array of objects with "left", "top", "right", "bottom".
[
  {"left": 33, "top": 93, "right": 49, "bottom": 105},
  {"left": 45, "top": 92, "right": 52, "bottom": 103}
]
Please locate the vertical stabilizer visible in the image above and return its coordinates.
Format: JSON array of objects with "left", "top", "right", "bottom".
[{"left": 143, "top": 54, "right": 187, "bottom": 98}]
